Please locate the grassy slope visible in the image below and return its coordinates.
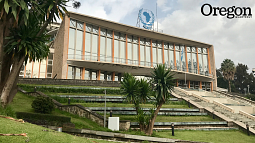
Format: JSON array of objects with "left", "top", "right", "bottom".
[
  {"left": 6, "top": 91, "right": 255, "bottom": 143},
  {"left": 0, "top": 117, "right": 115, "bottom": 143},
  {"left": 156, "top": 130, "right": 255, "bottom": 143},
  {"left": 9, "top": 92, "right": 110, "bottom": 131},
  {"left": 103, "top": 115, "right": 219, "bottom": 122}
]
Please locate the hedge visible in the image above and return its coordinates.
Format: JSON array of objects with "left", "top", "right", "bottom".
[
  {"left": 18, "top": 85, "right": 122, "bottom": 95},
  {"left": 16, "top": 112, "right": 71, "bottom": 123}
]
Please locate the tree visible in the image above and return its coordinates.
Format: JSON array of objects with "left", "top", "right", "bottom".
[
  {"left": 121, "top": 73, "right": 152, "bottom": 132},
  {"left": 146, "top": 64, "right": 175, "bottom": 135},
  {"left": 216, "top": 68, "right": 228, "bottom": 89},
  {"left": 234, "top": 63, "right": 249, "bottom": 93},
  {"left": 220, "top": 59, "right": 236, "bottom": 92},
  {"left": 121, "top": 73, "right": 140, "bottom": 113},
  {"left": 0, "top": 0, "right": 81, "bottom": 107}
]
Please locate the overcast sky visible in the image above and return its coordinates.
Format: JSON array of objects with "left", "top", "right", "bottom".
[{"left": 66, "top": 0, "right": 255, "bottom": 73}]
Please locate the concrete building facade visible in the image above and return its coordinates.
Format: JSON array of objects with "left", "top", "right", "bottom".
[{"left": 20, "top": 12, "right": 217, "bottom": 91}]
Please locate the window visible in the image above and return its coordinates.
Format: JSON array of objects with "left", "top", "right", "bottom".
[
  {"left": 68, "top": 20, "right": 85, "bottom": 60},
  {"left": 133, "top": 44, "right": 138, "bottom": 65}
]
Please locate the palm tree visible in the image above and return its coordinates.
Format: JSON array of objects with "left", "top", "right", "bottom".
[
  {"left": 221, "top": 59, "right": 236, "bottom": 92},
  {"left": 0, "top": 0, "right": 81, "bottom": 107},
  {"left": 146, "top": 64, "right": 175, "bottom": 135},
  {"left": 120, "top": 73, "right": 140, "bottom": 110}
]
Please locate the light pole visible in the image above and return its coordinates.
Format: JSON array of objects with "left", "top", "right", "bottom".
[{"left": 248, "top": 85, "right": 250, "bottom": 95}]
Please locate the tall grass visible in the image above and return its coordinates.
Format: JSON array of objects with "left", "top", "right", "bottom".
[{"left": 0, "top": 105, "right": 16, "bottom": 117}]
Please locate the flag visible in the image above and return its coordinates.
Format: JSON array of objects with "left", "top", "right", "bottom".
[{"left": 181, "top": 48, "right": 184, "bottom": 61}]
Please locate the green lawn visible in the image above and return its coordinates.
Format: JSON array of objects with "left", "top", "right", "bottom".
[
  {"left": 0, "top": 117, "right": 116, "bottom": 143},
  {"left": 155, "top": 130, "right": 255, "bottom": 143},
  {"left": 9, "top": 92, "right": 110, "bottom": 132},
  {"left": 103, "top": 114, "right": 219, "bottom": 122},
  {"left": 4, "top": 91, "right": 255, "bottom": 143}
]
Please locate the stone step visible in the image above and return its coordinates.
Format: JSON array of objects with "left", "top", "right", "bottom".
[
  {"left": 151, "top": 127, "right": 239, "bottom": 131},
  {"left": 96, "top": 111, "right": 208, "bottom": 116},
  {"left": 131, "top": 121, "right": 228, "bottom": 128},
  {"left": 88, "top": 107, "right": 200, "bottom": 112}
]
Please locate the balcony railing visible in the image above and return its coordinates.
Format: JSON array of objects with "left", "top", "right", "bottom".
[{"left": 67, "top": 53, "right": 213, "bottom": 78}]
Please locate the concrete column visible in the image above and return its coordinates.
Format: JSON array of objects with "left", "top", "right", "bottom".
[
  {"left": 112, "top": 72, "right": 115, "bottom": 81},
  {"left": 89, "top": 70, "right": 92, "bottom": 80},
  {"left": 104, "top": 73, "right": 107, "bottom": 81},
  {"left": 97, "top": 70, "right": 101, "bottom": 80},
  {"left": 118, "top": 73, "right": 121, "bottom": 82}
]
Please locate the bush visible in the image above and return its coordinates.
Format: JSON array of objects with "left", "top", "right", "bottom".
[
  {"left": 0, "top": 105, "right": 16, "bottom": 118},
  {"left": 31, "top": 96, "right": 55, "bottom": 114},
  {"left": 16, "top": 112, "right": 71, "bottom": 126}
]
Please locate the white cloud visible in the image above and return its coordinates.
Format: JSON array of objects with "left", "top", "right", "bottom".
[
  {"left": 158, "top": 0, "right": 255, "bottom": 71},
  {"left": 157, "top": 0, "right": 172, "bottom": 12},
  {"left": 66, "top": 0, "right": 144, "bottom": 22}
]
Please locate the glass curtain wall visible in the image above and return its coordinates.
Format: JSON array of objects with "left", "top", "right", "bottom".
[
  {"left": 192, "top": 47, "right": 197, "bottom": 74},
  {"left": 169, "top": 44, "right": 174, "bottom": 69},
  {"left": 175, "top": 45, "right": 181, "bottom": 70},
  {"left": 68, "top": 19, "right": 84, "bottom": 60},
  {"left": 140, "top": 38, "right": 146, "bottom": 66},
  {"left": 106, "top": 30, "right": 112, "bottom": 62},
  {"left": 164, "top": 43, "right": 169, "bottom": 68},
  {"left": 47, "top": 53, "right": 54, "bottom": 78},
  {"left": 119, "top": 33, "right": 126, "bottom": 64},
  {"left": 133, "top": 37, "right": 138, "bottom": 65},
  {"left": 180, "top": 46, "right": 186, "bottom": 71},
  {"left": 202, "top": 48, "right": 209, "bottom": 75},
  {"left": 85, "top": 23, "right": 98, "bottom": 61},
  {"left": 114, "top": 32, "right": 120, "bottom": 63},
  {"left": 152, "top": 41, "right": 157, "bottom": 66},
  {"left": 187, "top": 47, "right": 192, "bottom": 73},
  {"left": 127, "top": 35, "right": 132, "bottom": 64},
  {"left": 100, "top": 28, "right": 106, "bottom": 61},
  {"left": 157, "top": 41, "right": 163, "bottom": 65},
  {"left": 145, "top": 39, "right": 151, "bottom": 67},
  {"left": 198, "top": 48, "right": 203, "bottom": 75}
]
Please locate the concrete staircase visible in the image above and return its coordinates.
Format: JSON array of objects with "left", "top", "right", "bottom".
[{"left": 173, "top": 88, "right": 255, "bottom": 130}]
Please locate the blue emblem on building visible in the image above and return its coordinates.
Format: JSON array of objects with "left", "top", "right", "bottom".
[{"left": 139, "top": 8, "right": 155, "bottom": 29}]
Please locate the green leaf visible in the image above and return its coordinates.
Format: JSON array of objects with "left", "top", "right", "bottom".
[
  {"left": 4, "top": 0, "right": 10, "bottom": 14},
  {"left": 11, "top": 6, "right": 17, "bottom": 19},
  {"left": 48, "top": 3, "right": 53, "bottom": 11},
  {"left": 12, "top": 0, "right": 19, "bottom": 6},
  {"left": 11, "top": 41, "right": 18, "bottom": 46},
  {"left": 20, "top": 0, "right": 26, "bottom": 10},
  {"left": 18, "top": 45, "right": 22, "bottom": 51}
]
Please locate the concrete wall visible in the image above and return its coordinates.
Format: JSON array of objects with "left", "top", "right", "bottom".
[
  {"left": 18, "top": 78, "right": 121, "bottom": 87},
  {"left": 209, "top": 45, "right": 217, "bottom": 90},
  {"left": 52, "top": 15, "right": 69, "bottom": 79}
]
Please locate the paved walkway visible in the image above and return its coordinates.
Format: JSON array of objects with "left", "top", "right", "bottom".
[{"left": 173, "top": 88, "right": 255, "bottom": 130}]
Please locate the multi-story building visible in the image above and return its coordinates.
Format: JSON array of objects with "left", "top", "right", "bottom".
[{"left": 20, "top": 12, "right": 217, "bottom": 91}]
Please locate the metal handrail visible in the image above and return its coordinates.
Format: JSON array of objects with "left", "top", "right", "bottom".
[{"left": 67, "top": 53, "right": 213, "bottom": 78}]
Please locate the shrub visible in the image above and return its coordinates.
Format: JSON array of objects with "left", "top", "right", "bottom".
[
  {"left": 0, "top": 105, "right": 16, "bottom": 118},
  {"left": 16, "top": 112, "right": 71, "bottom": 126},
  {"left": 31, "top": 96, "right": 55, "bottom": 114}
]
